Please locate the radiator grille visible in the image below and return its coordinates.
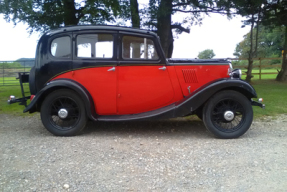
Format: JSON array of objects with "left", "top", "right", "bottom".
[{"left": 182, "top": 69, "right": 198, "bottom": 83}]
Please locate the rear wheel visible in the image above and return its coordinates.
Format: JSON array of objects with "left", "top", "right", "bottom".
[
  {"left": 40, "top": 89, "right": 87, "bottom": 136},
  {"left": 203, "top": 90, "right": 253, "bottom": 139}
]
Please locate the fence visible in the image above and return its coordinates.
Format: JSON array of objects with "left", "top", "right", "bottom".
[
  {"left": 230, "top": 57, "right": 281, "bottom": 80},
  {"left": 0, "top": 60, "right": 33, "bottom": 86},
  {"left": 0, "top": 57, "right": 283, "bottom": 86}
]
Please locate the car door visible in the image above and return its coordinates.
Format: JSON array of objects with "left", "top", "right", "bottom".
[
  {"left": 72, "top": 32, "right": 117, "bottom": 115},
  {"left": 117, "top": 34, "right": 174, "bottom": 115}
]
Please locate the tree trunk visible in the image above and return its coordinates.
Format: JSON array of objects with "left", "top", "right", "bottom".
[
  {"left": 246, "top": 14, "right": 255, "bottom": 82},
  {"left": 276, "top": 26, "right": 287, "bottom": 81},
  {"left": 63, "top": 0, "right": 78, "bottom": 26},
  {"left": 130, "top": 0, "right": 140, "bottom": 28},
  {"left": 157, "top": 0, "right": 173, "bottom": 58},
  {"left": 167, "top": 30, "right": 174, "bottom": 58},
  {"left": 130, "top": 0, "right": 141, "bottom": 58}
]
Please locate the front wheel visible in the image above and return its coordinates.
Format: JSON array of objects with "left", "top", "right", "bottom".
[
  {"left": 203, "top": 90, "right": 253, "bottom": 139},
  {"left": 40, "top": 89, "right": 87, "bottom": 136}
]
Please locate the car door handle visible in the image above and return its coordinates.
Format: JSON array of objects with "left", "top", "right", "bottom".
[
  {"left": 159, "top": 66, "right": 166, "bottom": 71},
  {"left": 107, "top": 67, "right": 115, "bottom": 72}
]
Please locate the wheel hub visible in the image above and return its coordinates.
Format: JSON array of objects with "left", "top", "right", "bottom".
[
  {"left": 58, "top": 108, "right": 68, "bottom": 119},
  {"left": 224, "top": 111, "right": 234, "bottom": 121}
]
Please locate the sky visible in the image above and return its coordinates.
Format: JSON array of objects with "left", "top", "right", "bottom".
[{"left": 0, "top": 13, "right": 250, "bottom": 61}]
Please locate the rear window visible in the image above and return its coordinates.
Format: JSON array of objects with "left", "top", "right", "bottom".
[
  {"left": 122, "top": 35, "right": 158, "bottom": 60},
  {"left": 50, "top": 36, "right": 71, "bottom": 58}
]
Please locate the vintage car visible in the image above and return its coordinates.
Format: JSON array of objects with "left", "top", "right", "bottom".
[{"left": 8, "top": 25, "right": 264, "bottom": 138}]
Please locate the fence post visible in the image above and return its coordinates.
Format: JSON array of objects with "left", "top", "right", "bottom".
[{"left": 259, "top": 58, "right": 261, "bottom": 80}]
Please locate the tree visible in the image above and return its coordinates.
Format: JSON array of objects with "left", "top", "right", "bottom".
[
  {"left": 144, "top": 0, "right": 234, "bottom": 58},
  {"left": 261, "top": 0, "right": 287, "bottom": 81},
  {"left": 0, "top": 0, "right": 121, "bottom": 33},
  {"left": 198, "top": 49, "right": 216, "bottom": 59},
  {"left": 232, "top": 0, "right": 264, "bottom": 82},
  {"left": 130, "top": 0, "right": 140, "bottom": 28},
  {"left": 234, "top": 25, "right": 285, "bottom": 58}
]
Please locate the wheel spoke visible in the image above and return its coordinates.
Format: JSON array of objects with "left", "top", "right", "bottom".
[
  {"left": 48, "top": 96, "right": 80, "bottom": 130},
  {"left": 210, "top": 98, "right": 246, "bottom": 133}
]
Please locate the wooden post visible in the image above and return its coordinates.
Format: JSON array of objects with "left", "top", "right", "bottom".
[{"left": 259, "top": 58, "right": 261, "bottom": 80}]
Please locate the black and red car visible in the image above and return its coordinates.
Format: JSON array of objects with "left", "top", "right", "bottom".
[{"left": 8, "top": 25, "right": 264, "bottom": 138}]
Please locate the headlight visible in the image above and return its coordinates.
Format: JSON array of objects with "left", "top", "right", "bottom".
[{"left": 230, "top": 69, "right": 242, "bottom": 79}]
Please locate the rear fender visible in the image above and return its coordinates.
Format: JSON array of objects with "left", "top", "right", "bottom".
[
  {"left": 175, "top": 78, "right": 257, "bottom": 116},
  {"left": 23, "top": 79, "right": 96, "bottom": 119}
]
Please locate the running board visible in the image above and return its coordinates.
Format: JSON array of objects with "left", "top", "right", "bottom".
[{"left": 97, "top": 104, "right": 176, "bottom": 121}]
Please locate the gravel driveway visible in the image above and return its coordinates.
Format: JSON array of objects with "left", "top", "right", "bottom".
[{"left": 0, "top": 114, "right": 287, "bottom": 191}]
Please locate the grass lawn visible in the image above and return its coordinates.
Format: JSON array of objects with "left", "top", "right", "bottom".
[
  {"left": 241, "top": 69, "right": 278, "bottom": 80},
  {"left": 0, "top": 77, "right": 20, "bottom": 86},
  {"left": 250, "top": 80, "right": 287, "bottom": 118},
  {"left": 0, "top": 79, "right": 286, "bottom": 118},
  {"left": 0, "top": 84, "right": 31, "bottom": 115}
]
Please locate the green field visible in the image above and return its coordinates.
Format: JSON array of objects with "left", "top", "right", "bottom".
[
  {"left": 0, "top": 79, "right": 286, "bottom": 118},
  {"left": 241, "top": 69, "right": 278, "bottom": 80},
  {"left": 251, "top": 80, "right": 287, "bottom": 117},
  {"left": 0, "top": 84, "right": 31, "bottom": 115},
  {"left": 0, "top": 76, "right": 20, "bottom": 86}
]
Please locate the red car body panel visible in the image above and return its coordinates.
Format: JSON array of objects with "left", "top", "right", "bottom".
[
  {"left": 174, "top": 65, "right": 230, "bottom": 96},
  {"left": 52, "top": 64, "right": 230, "bottom": 115},
  {"left": 53, "top": 67, "right": 117, "bottom": 115},
  {"left": 117, "top": 65, "right": 174, "bottom": 114}
]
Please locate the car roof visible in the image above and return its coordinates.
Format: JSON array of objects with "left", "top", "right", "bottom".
[{"left": 46, "top": 25, "right": 157, "bottom": 36}]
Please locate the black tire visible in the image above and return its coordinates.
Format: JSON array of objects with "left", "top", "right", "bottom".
[
  {"left": 203, "top": 90, "right": 253, "bottom": 139},
  {"left": 40, "top": 89, "right": 87, "bottom": 136}
]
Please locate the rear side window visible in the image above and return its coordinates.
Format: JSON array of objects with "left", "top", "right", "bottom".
[
  {"left": 122, "top": 36, "right": 159, "bottom": 60},
  {"left": 76, "top": 34, "right": 113, "bottom": 58},
  {"left": 51, "top": 36, "right": 71, "bottom": 58}
]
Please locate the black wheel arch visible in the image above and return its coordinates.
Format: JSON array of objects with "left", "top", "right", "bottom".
[
  {"left": 175, "top": 78, "right": 257, "bottom": 117},
  {"left": 23, "top": 79, "right": 96, "bottom": 120}
]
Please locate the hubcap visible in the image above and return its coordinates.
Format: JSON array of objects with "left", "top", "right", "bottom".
[
  {"left": 224, "top": 111, "right": 234, "bottom": 121},
  {"left": 58, "top": 108, "right": 68, "bottom": 119}
]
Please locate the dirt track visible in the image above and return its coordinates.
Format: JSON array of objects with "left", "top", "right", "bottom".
[{"left": 0, "top": 114, "right": 287, "bottom": 191}]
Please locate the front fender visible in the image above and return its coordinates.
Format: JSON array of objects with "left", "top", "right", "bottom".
[
  {"left": 23, "top": 79, "right": 96, "bottom": 119},
  {"left": 175, "top": 78, "right": 257, "bottom": 116}
]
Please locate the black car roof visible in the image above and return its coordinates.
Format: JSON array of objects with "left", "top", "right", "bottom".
[{"left": 46, "top": 25, "right": 157, "bottom": 36}]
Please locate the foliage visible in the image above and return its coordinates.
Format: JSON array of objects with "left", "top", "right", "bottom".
[
  {"left": 197, "top": 49, "right": 215, "bottom": 59},
  {"left": 233, "top": 26, "right": 285, "bottom": 58},
  {"left": 231, "top": 0, "right": 266, "bottom": 82},
  {"left": 0, "top": 62, "right": 22, "bottom": 68},
  {"left": 260, "top": 0, "right": 287, "bottom": 81},
  {"left": 0, "top": 0, "right": 121, "bottom": 33}
]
